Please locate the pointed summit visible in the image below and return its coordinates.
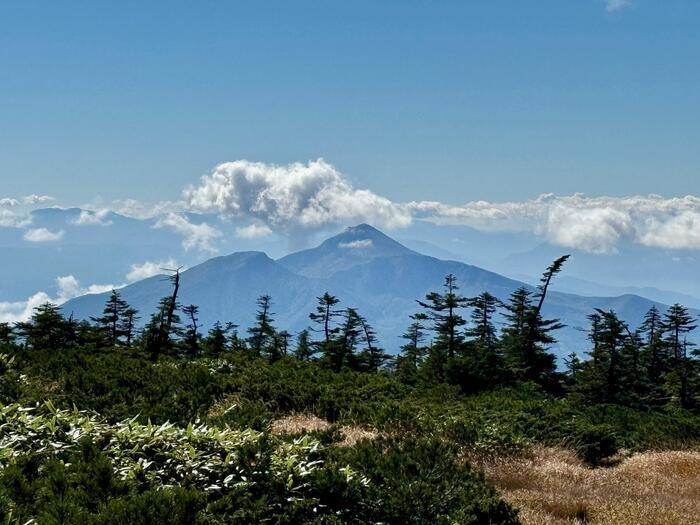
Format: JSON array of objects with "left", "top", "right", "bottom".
[{"left": 278, "top": 224, "right": 415, "bottom": 278}]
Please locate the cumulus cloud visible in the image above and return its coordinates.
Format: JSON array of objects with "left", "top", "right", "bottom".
[
  {"left": 0, "top": 275, "right": 116, "bottom": 323},
  {"left": 605, "top": 0, "right": 632, "bottom": 12},
  {"left": 23, "top": 228, "right": 65, "bottom": 242},
  {"left": 70, "top": 209, "right": 113, "bottom": 226},
  {"left": 339, "top": 239, "right": 374, "bottom": 249},
  {"left": 126, "top": 259, "right": 180, "bottom": 283},
  {"left": 154, "top": 213, "right": 222, "bottom": 252},
  {"left": 0, "top": 198, "right": 19, "bottom": 207},
  {"left": 184, "top": 159, "right": 411, "bottom": 240},
  {"left": 235, "top": 223, "right": 273, "bottom": 239},
  {"left": 410, "top": 194, "right": 700, "bottom": 253}
]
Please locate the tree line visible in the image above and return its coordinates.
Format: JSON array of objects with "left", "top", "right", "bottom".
[{"left": 1, "top": 254, "right": 698, "bottom": 410}]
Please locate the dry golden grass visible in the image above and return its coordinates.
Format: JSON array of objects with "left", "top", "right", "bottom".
[
  {"left": 270, "top": 413, "right": 377, "bottom": 447},
  {"left": 485, "top": 446, "right": 700, "bottom": 525}
]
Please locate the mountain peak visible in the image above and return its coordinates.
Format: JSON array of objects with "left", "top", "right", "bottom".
[
  {"left": 323, "top": 223, "right": 412, "bottom": 252},
  {"left": 278, "top": 224, "right": 415, "bottom": 278}
]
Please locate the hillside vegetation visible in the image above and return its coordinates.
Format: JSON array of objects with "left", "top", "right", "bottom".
[{"left": 0, "top": 256, "right": 699, "bottom": 524}]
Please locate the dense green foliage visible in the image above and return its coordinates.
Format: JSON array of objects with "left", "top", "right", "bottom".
[{"left": 0, "top": 257, "right": 699, "bottom": 523}]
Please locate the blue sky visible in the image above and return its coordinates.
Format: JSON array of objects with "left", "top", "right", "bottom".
[{"left": 1, "top": 0, "right": 699, "bottom": 205}]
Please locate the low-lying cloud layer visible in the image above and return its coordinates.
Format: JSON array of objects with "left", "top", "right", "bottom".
[
  {"left": 4, "top": 161, "right": 700, "bottom": 255},
  {"left": 410, "top": 194, "right": 700, "bottom": 253}
]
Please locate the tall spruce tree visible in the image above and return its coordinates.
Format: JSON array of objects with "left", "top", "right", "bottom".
[
  {"left": 121, "top": 307, "right": 139, "bottom": 348},
  {"left": 310, "top": 293, "right": 342, "bottom": 344},
  {"left": 417, "top": 274, "right": 468, "bottom": 359},
  {"left": 397, "top": 313, "right": 428, "bottom": 383},
  {"left": 91, "top": 289, "right": 130, "bottom": 346},
  {"left": 662, "top": 304, "right": 697, "bottom": 407},
  {"left": 247, "top": 295, "right": 276, "bottom": 358},
  {"left": 15, "top": 303, "right": 72, "bottom": 351},
  {"left": 500, "top": 286, "right": 561, "bottom": 387},
  {"left": 182, "top": 304, "right": 201, "bottom": 357},
  {"left": 204, "top": 321, "right": 229, "bottom": 356},
  {"left": 294, "top": 329, "right": 314, "bottom": 361},
  {"left": 357, "top": 313, "right": 388, "bottom": 372}
]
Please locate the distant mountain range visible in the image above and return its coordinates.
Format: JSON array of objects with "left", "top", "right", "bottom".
[{"left": 63, "top": 224, "right": 687, "bottom": 361}]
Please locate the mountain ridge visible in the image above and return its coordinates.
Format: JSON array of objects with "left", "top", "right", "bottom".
[{"left": 63, "top": 224, "right": 688, "bottom": 360}]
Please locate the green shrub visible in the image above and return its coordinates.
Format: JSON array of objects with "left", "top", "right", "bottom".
[{"left": 572, "top": 422, "right": 619, "bottom": 465}]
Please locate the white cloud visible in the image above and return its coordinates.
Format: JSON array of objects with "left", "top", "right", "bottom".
[
  {"left": 23, "top": 227, "right": 65, "bottom": 242},
  {"left": 184, "top": 159, "right": 411, "bottom": 238},
  {"left": 154, "top": 212, "right": 222, "bottom": 252},
  {"left": 410, "top": 194, "right": 700, "bottom": 253},
  {"left": 112, "top": 199, "right": 186, "bottom": 220},
  {"left": 22, "top": 194, "right": 54, "bottom": 205},
  {"left": 70, "top": 209, "right": 113, "bottom": 226},
  {"left": 0, "top": 198, "right": 19, "bottom": 207},
  {"left": 640, "top": 211, "right": 700, "bottom": 250},
  {"left": 235, "top": 223, "right": 273, "bottom": 239},
  {"left": 0, "top": 292, "right": 52, "bottom": 324},
  {"left": 0, "top": 275, "right": 117, "bottom": 323},
  {"left": 126, "top": 259, "right": 180, "bottom": 283},
  {"left": 54, "top": 275, "right": 115, "bottom": 301},
  {"left": 0, "top": 209, "right": 31, "bottom": 228},
  {"left": 339, "top": 239, "right": 374, "bottom": 249},
  {"left": 605, "top": 0, "right": 632, "bottom": 12}
]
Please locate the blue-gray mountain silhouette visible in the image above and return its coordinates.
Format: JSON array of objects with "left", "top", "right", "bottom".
[{"left": 63, "top": 223, "right": 675, "bottom": 360}]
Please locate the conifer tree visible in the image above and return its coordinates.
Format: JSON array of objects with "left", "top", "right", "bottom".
[
  {"left": 121, "top": 308, "right": 139, "bottom": 348},
  {"left": 466, "top": 292, "right": 502, "bottom": 353},
  {"left": 662, "top": 304, "right": 697, "bottom": 407},
  {"left": 500, "top": 286, "right": 561, "bottom": 387},
  {"left": 640, "top": 306, "right": 664, "bottom": 373},
  {"left": 247, "top": 295, "right": 276, "bottom": 358},
  {"left": 269, "top": 330, "right": 291, "bottom": 362},
  {"left": 357, "top": 313, "right": 388, "bottom": 372},
  {"left": 294, "top": 329, "right": 314, "bottom": 361},
  {"left": 576, "top": 309, "right": 629, "bottom": 403},
  {"left": 327, "top": 307, "right": 361, "bottom": 372},
  {"left": 397, "top": 313, "right": 428, "bottom": 383},
  {"left": 310, "top": 293, "right": 342, "bottom": 344},
  {"left": 15, "top": 303, "right": 72, "bottom": 351},
  {"left": 0, "top": 322, "right": 14, "bottom": 347},
  {"left": 145, "top": 269, "right": 183, "bottom": 360},
  {"left": 226, "top": 322, "right": 245, "bottom": 353},
  {"left": 204, "top": 321, "right": 229, "bottom": 356},
  {"left": 182, "top": 304, "right": 201, "bottom": 357},
  {"left": 417, "top": 274, "right": 468, "bottom": 358},
  {"left": 520, "top": 256, "right": 569, "bottom": 378},
  {"left": 91, "top": 289, "right": 130, "bottom": 346},
  {"left": 460, "top": 291, "right": 506, "bottom": 390}
]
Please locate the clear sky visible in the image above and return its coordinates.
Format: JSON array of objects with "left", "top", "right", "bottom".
[{"left": 1, "top": 0, "right": 699, "bottom": 205}]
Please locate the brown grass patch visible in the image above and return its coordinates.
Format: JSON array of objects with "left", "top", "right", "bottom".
[
  {"left": 485, "top": 446, "right": 700, "bottom": 525},
  {"left": 270, "top": 413, "right": 331, "bottom": 434},
  {"left": 270, "top": 413, "right": 377, "bottom": 447}
]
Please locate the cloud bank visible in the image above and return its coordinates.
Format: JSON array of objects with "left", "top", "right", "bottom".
[
  {"left": 4, "top": 160, "right": 700, "bottom": 256},
  {"left": 410, "top": 194, "right": 700, "bottom": 253}
]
